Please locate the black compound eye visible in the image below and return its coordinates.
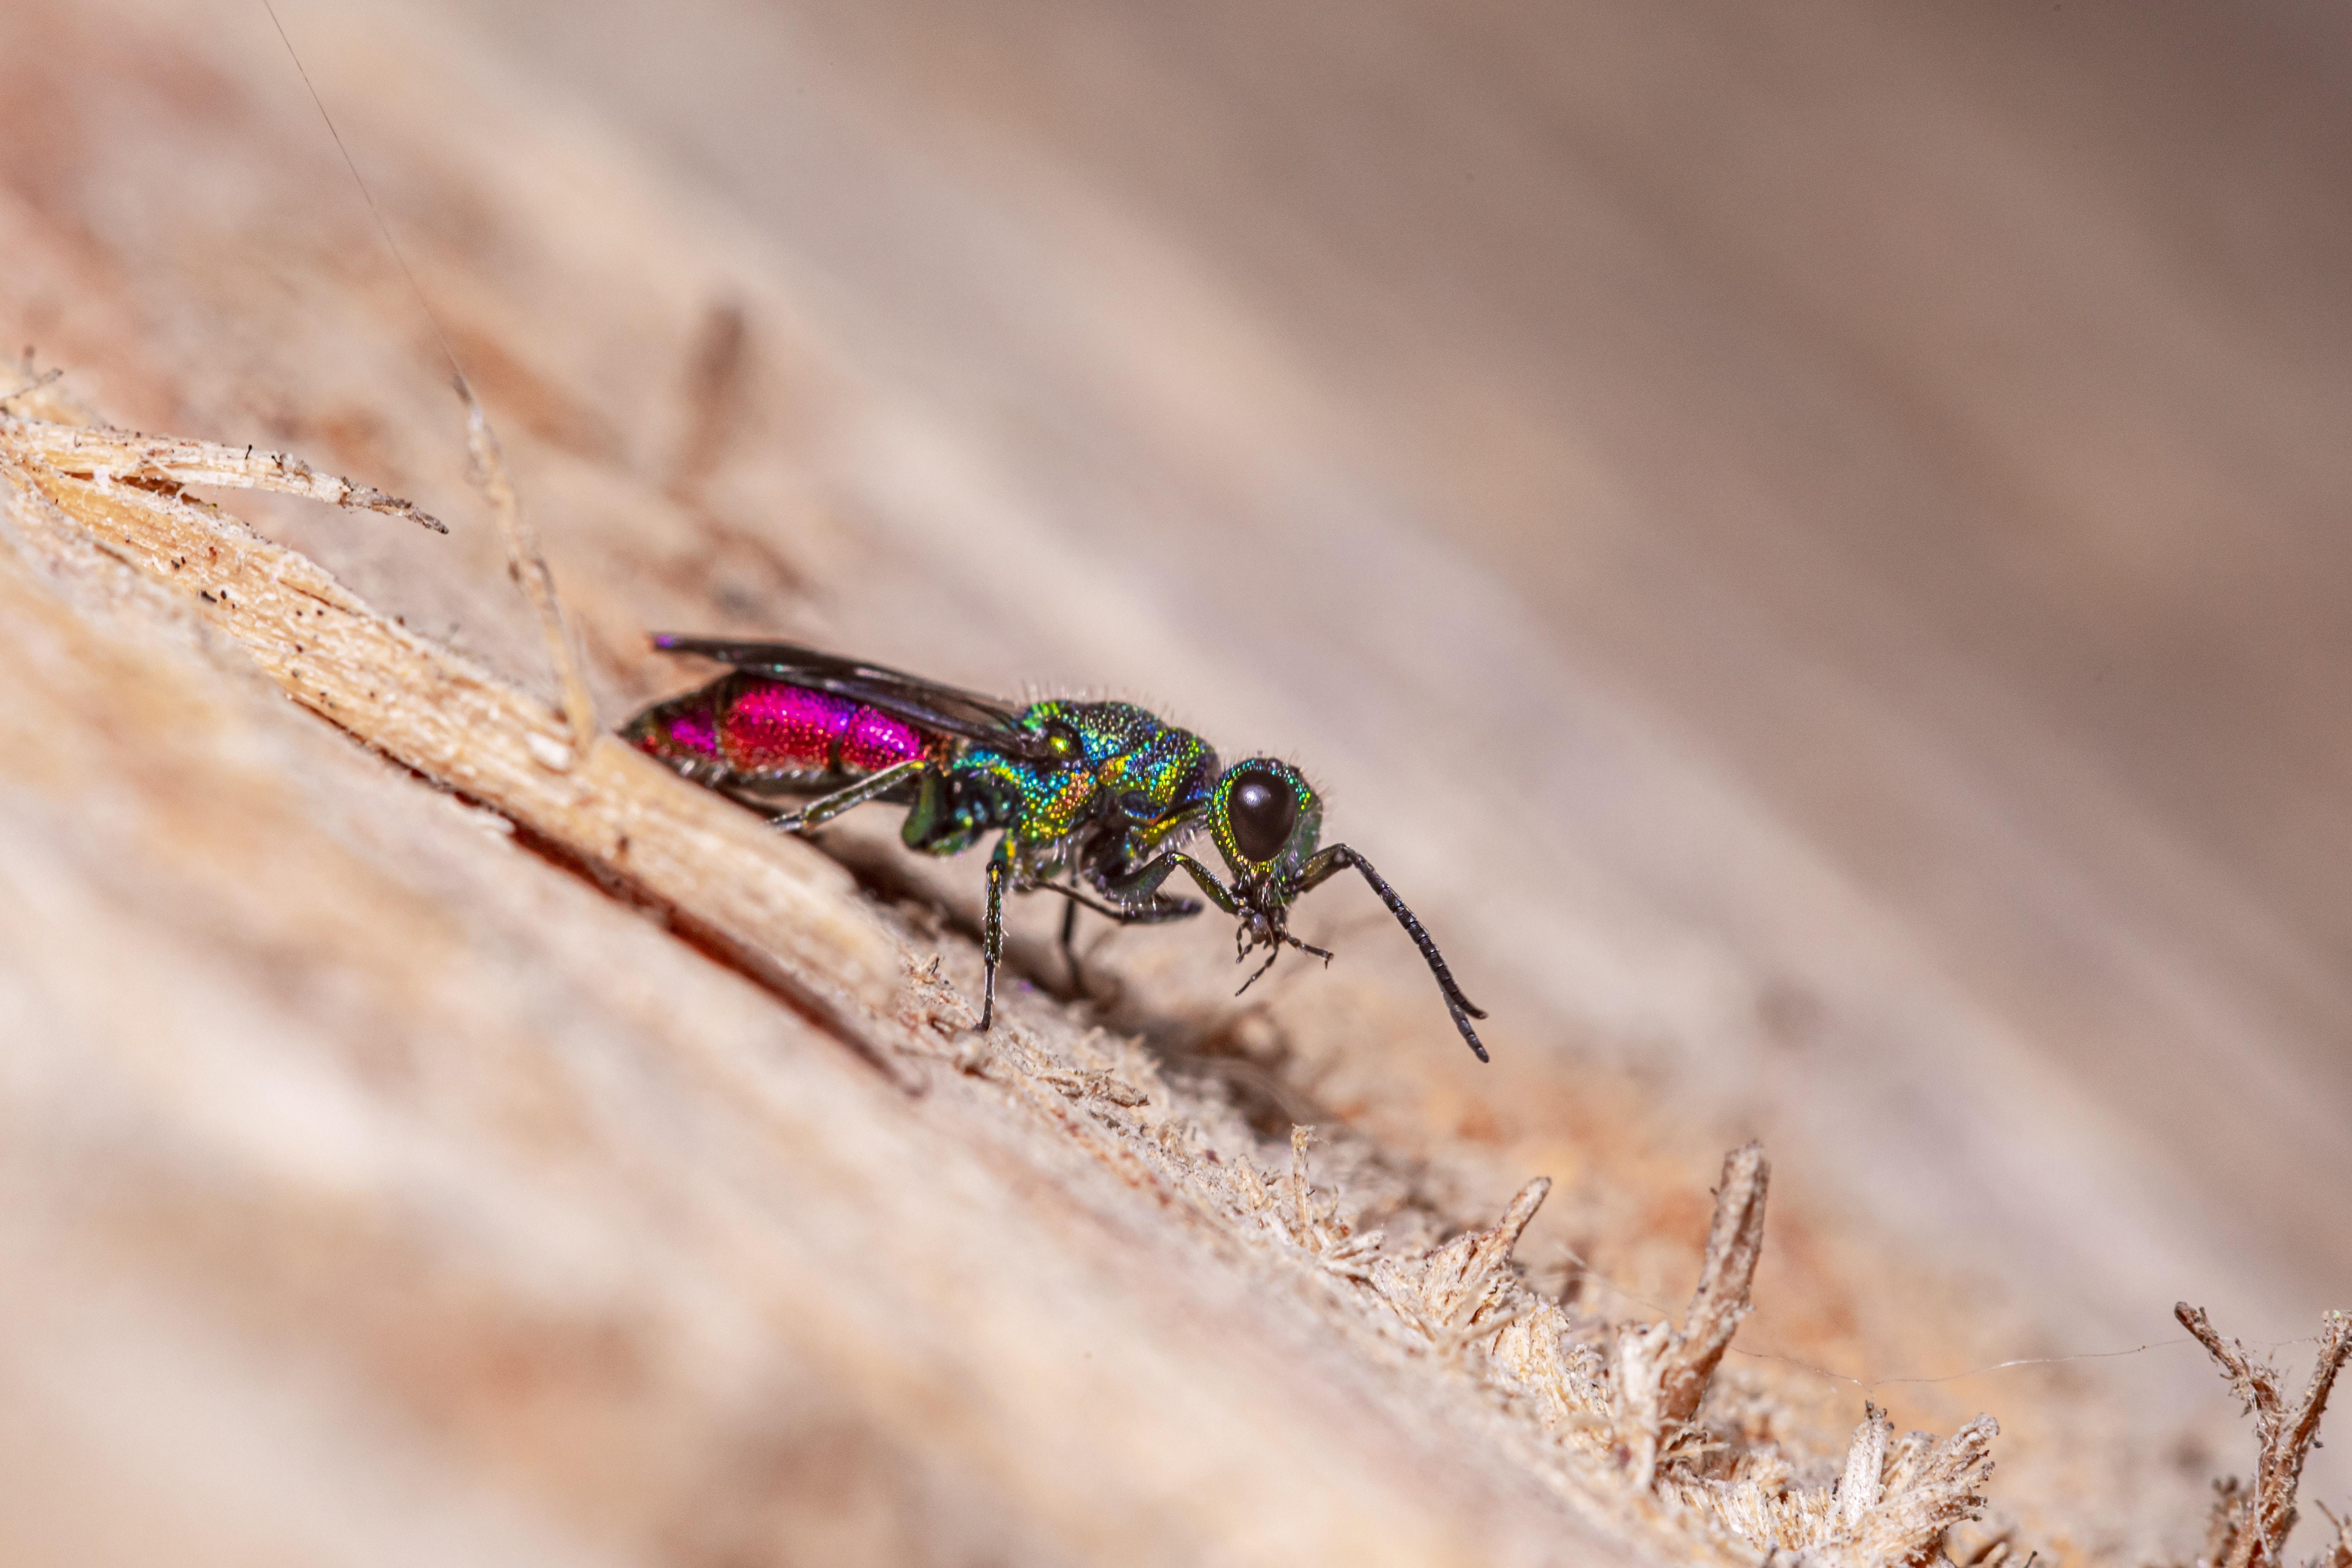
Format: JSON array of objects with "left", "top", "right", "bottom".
[
  {"left": 1226, "top": 766, "right": 1298, "bottom": 863},
  {"left": 1118, "top": 789, "right": 1157, "bottom": 820}
]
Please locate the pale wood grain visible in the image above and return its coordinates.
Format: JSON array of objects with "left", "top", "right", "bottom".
[{"left": 5, "top": 0, "right": 2349, "bottom": 1560}]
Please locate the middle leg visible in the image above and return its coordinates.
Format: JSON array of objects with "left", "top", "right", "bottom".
[{"left": 979, "top": 838, "right": 1011, "bottom": 1031}]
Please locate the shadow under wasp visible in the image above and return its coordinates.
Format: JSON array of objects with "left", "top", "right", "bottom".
[{"left": 626, "top": 637, "right": 1489, "bottom": 1060}]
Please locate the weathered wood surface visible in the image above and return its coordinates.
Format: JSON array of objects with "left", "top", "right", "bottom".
[{"left": 3, "top": 0, "right": 2349, "bottom": 1562}]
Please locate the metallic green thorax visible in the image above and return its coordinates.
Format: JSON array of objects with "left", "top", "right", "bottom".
[
  {"left": 946, "top": 699, "right": 1217, "bottom": 853},
  {"left": 892, "top": 697, "right": 1222, "bottom": 1035}
]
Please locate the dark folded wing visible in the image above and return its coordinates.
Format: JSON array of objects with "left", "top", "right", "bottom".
[{"left": 649, "top": 635, "right": 1055, "bottom": 760}]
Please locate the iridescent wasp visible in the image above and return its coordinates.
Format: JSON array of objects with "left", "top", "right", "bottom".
[{"left": 626, "top": 637, "right": 1488, "bottom": 1060}]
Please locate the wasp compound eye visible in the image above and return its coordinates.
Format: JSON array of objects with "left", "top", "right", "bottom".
[{"left": 1226, "top": 765, "right": 1298, "bottom": 863}]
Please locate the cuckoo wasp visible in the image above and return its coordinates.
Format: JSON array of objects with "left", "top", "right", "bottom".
[{"left": 626, "top": 638, "right": 1488, "bottom": 1060}]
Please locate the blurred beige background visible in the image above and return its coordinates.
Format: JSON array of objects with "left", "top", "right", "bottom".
[
  {"left": 448, "top": 0, "right": 2352, "bottom": 1368},
  {"left": 5, "top": 0, "right": 2350, "bottom": 1557}
]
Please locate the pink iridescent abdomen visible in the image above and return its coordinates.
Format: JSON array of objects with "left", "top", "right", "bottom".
[
  {"left": 723, "top": 682, "right": 857, "bottom": 769},
  {"left": 842, "top": 704, "right": 927, "bottom": 771},
  {"left": 651, "top": 704, "right": 721, "bottom": 760},
  {"left": 720, "top": 680, "right": 927, "bottom": 773},
  {"left": 630, "top": 676, "right": 932, "bottom": 778}
]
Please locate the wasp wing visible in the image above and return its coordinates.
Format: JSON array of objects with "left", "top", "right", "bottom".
[{"left": 648, "top": 635, "right": 1058, "bottom": 761}]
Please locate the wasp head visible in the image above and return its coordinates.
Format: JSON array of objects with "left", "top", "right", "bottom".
[
  {"left": 1207, "top": 757, "right": 1330, "bottom": 976},
  {"left": 1203, "top": 755, "right": 1489, "bottom": 1059}
]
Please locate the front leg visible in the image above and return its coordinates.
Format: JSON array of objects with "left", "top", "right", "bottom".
[
  {"left": 1098, "top": 849, "right": 1243, "bottom": 918},
  {"left": 1291, "top": 845, "right": 1489, "bottom": 1062},
  {"left": 1044, "top": 884, "right": 1203, "bottom": 927},
  {"left": 1042, "top": 878, "right": 1204, "bottom": 999}
]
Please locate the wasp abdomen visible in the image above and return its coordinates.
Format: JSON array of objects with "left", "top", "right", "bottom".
[
  {"left": 726, "top": 680, "right": 927, "bottom": 772},
  {"left": 629, "top": 675, "right": 930, "bottom": 781}
]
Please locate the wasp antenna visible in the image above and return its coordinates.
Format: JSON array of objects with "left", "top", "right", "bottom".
[
  {"left": 1328, "top": 846, "right": 1490, "bottom": 1061},
  {"left": 1445, "top": 1001, "right": 1491, "bottom": 1064}
]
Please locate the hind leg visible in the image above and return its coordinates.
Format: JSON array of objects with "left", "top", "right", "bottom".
[{"left": 766, "top": 759, "right": 924, "bottom": 832}]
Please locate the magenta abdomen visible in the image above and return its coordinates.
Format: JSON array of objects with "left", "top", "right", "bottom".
[
  {"left": 843, "top": 706, "right": 925, "bottom": 771},
  {"left": 716, "top": 680, "right": 929, "bottom": 774},
  {"left": 656, "top": 707, "right": 721, "bottom": 759},
  {"left": 723, "top": 682, "right": 855, "bottom": 769}
]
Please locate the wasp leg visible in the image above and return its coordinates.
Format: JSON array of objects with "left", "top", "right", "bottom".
[
  {"left": 765, "top": 758, "right": 927, "bottom": 832},
  {"left": 1035, "top": 881, "right": 1202, "bottom": 997},
  {"left": 1040, "top": 884, "right": 1202, "bottom": 925},
  {"left": 1290, "top": 845, "right": 1489, "bottom": 1062},
  {"left": 1059, "top": 897, "right": 1082, "bottom": 993},
  {"left": 900, "top": 766, "right": 994, "bottom": 857},
  {"left": 1097, "top": 850, "right": 1243, "bottom": 918},
  {"left": 979, "top": 837, "right": 1012, "bottom": 1032}
]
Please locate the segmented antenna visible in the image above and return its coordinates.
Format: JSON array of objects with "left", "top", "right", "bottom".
[{"left": 262, "top": 0, "right": 599, "bottom": 770}]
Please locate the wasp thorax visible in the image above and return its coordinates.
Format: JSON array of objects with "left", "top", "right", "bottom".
[{"left": 1226, "top": 764, "right": 1298, "bottom": 862}]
